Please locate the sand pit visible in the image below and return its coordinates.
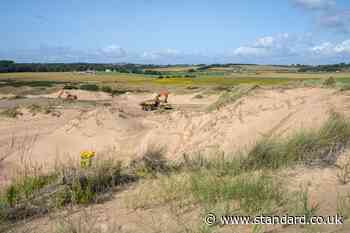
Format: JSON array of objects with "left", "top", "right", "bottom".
[
  {"left": 26, "top": 89, "right": 113, "bottom": 101},
  {"left": 1, "top": 87, "right": 350, "bottom": 181}
]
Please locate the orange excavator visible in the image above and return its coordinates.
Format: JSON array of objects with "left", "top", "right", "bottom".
[{"left": 140, "top": 90, "right": 171, "bottom": 111}]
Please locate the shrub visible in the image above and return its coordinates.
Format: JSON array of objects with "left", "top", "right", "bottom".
[
  {"left": 0, "top": 107, "right": 22, "bottom": 118},
  {"left": 129, "top": 146, "right": 171, "bottom": 177},
  {"left": 193, "top": 94, "right": 204, "bottom": 99},
  {"left": 63, "top": 85, "right": 78, "bottom": 90},
  {"left": 101, "top": 86, "right": 112, "bottom": 93},
  {"left": 79, "top": 84, "right": 99, "bottom": 91},
  {"left": 322, "top": 76, "right": 336, "bottom": 87}
]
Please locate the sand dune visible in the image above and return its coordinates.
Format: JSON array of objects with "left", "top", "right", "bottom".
[{"left": 1, "top": 87, "right": 350, "bottom": 180}]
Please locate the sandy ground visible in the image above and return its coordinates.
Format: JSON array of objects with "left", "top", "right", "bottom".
[
  {"left": 1, "top": 87, "right": 350, "bottom": 180},
  {"left": 3, "top": 87, "right": 350, "bottom": 232}
]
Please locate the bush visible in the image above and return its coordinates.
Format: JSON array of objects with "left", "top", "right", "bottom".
[
  {"left": 79, "top": 84, "right": 99, "bottom": 92},
  {"left": 0, "top": 107, "right": 22, "bottom": 118},
  {"left": 129, "top": 146, "right": 171, "bottom": 177},
  {"left": 322, "top": 76, "right": 336, "bottom": 87},
  {"left": 193, "top": 94, "right": 204, "bottom": 99},
  {"left": 63, "top": 85, "right": 78, "bottom": 90},
  {"left": 101, "top": 86, "right": 112, "bottom": 93}
]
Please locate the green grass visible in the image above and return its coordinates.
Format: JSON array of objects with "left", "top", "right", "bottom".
[
  {"left": 243, "top": 112, "right": 350, "bottom": 170},
  {"left": 2, "top": 72, "right": 350, "bottom": 90},
  {"left": 79, "top": 84, "right": 99, "bottom": 92},
  {"left": 190, "top": 171, "right": 285, "bottom": 215}
]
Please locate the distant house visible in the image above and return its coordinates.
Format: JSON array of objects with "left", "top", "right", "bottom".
[
  {"left": 86, "top": 70, "right": 96, "bottom": 75},
  {"left": 76, "top": 70, "right": 96, "bottom": 75}
]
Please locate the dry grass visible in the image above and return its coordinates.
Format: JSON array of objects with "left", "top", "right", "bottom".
[{"left": 207, "top": 85, "right": 258, "bottom": 111}]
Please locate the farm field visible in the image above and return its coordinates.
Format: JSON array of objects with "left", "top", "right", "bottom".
[{"left": 1, "top": 70, "right": 350, "bottom": 233}]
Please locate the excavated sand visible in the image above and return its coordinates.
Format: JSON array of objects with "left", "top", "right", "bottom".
[
  {"left": 1, "top": 87, "right": 350, "bottom": 181},
  {"left": 26, "top": 89, "right": 113, "bottom": 101}
]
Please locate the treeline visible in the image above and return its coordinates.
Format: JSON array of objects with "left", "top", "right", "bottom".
[
  {"left": 0, "top": 60, "right": 162, "bottom": 75},
  {"left": 298, "top": 63, "right": 350, "bottom": 72}
]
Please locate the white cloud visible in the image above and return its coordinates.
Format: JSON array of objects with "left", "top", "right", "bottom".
[
  {"left": 100, "top": 45, "right": 127, "bottom": 57},
  {"left": 311, "top": 42, "right": 334, "bottom": 54},
  {"left": 232, "top": 33, "right": 297, "bottom": 58},
  {"left": 140, "top": 49, "right": 181, "bottom": 60},
  {"left": 254, "top": 36, "right": 275, "bottom": 48},
  {"left": 291, "top": 0, "right": 335, "bottom": 10},
  {"left": 311, "top": 40, "right": 350, "bottom": 55},
  {"left": 233, "top": 46, "right": 268, "bottom": 57},
  {"left": 334, "top": 40, "right": 350, "bottom": 53}
]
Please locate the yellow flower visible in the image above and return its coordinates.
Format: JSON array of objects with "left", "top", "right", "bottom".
[{"left": 80, "top": 151, "right": 95, "bottom": 159}]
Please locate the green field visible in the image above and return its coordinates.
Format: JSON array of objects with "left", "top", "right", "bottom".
[{"left": 1, "top": 71, "right": 350, "bottom": 90}]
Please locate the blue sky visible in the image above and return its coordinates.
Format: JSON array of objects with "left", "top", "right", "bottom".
[{"left": 1, "top": 0, "right": 350, "bottom": 64}]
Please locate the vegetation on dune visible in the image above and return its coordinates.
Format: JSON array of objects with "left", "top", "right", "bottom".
[
  {"left": 79, "top": 84, "right": 99, "bottom": 92},
  {"left": 244, "top": 112, "right": 350, "bottom": 170},
  {"left": 0, "top": 107, "right": 22, "bottom": 118},
  {"left": 2, "top": 113, "right": 350, "bottom": 232},
  {"left": 322, "top": 76, "right": 336, "bottom": 87},
  {"left": 28, "top": 104, "right": 58, "bottom": 116},
  {"left": 207, "top": 85, "right": 259, "bottom": 112}
]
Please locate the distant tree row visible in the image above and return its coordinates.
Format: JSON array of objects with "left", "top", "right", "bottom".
[
  {"left": 0, "top": 60, "right": 163, "bottom": 74},
  {"left": 298, "top": 63, "right": 350, "bottom": 72}
]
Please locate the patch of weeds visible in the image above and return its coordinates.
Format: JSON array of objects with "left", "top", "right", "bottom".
[
  {"left": 125, "top": 173, "right": 193, "bottom": 210},
  {"left": 0, "top": 159, "right": 137, "bottom": 226},
  {"left": 79, "top": 84, "right": 99, "bottom": 92},
  {"left": 190, "top": 171, "right": 286, "bottom": 215},
  {"left": 54, "top": 209, "right": 122, "bottom": 233},
  {"left": 129, "top": 145, "right": 172, "bottom": 177},
  {"left": 193, "top": 94, "right": 204, "bottom": 99},
  {"left": 337, "top": 193, "right": 350, "bottom": 220},
  {"left": 337, "top": 157, "right": 350, "bottom": 185},
  {"left": 101, "top": 86, "right": 113, "bottom": 93},
  {"left": 27, "top": 104, "right": 61, "bottom": 117},
  {"left": 58, "top": 159, "right": 134, "bottom": 206},
  {"left": 28, "top": 104, "right": 52, "bottom": 115},
  {"left": 0, "top": 80, "right": 67, "bottom": 88},
  {"left": 181, "top": 153, "right": 242, "bottom": 177},
  {"left": 4, "top": 174, "right": 58, "bottom": 207},
  {"left": 243, "top": 112, "right": 350, "bottom": 170},
  {"left": 111, "top": 90, "right": 127, "bottom": 96},
  {"left": 322, "top": 76, "right": 336, "bottom": 87},
  {"left": 339, "top": 84, "right": 350, "bottom": 92},
  {"left": 63, "top": 85, "right": 79, "bottom": 90},
  {"left": 292, "top": 187, "right": 319, "bottom": 222},
  {"left": 7, "top": 95, "right": 26, "bottom": 100},
  {"left": 0, "top": 107, "right": 22, "bottom": 118},
  {"left": 207, "top": 85, "right": 259, "bottom": 112},
  {"left": 186, "top": 86, "right": 200, "bottom": 90}
]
